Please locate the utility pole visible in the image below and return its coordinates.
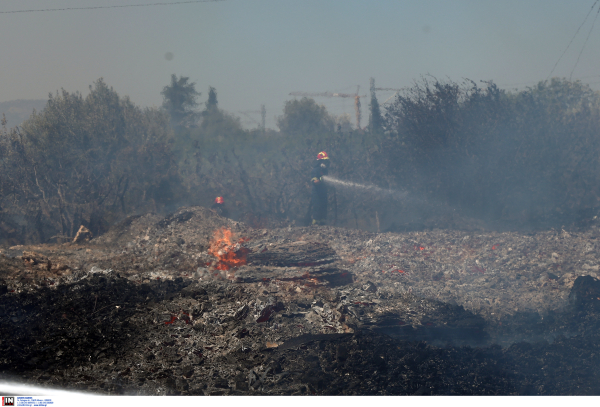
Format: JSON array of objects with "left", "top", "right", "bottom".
[{"left": 238, "top": 106, "right": 266, "bottom": 132}]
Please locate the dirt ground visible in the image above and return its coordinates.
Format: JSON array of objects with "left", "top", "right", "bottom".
[{"left": 2, "top": 206, "right": 600, "bottom": 395}]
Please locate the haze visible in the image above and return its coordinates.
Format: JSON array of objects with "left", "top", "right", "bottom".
[{"left": 2, "top": 0, "right": 600, "bottom": 128}]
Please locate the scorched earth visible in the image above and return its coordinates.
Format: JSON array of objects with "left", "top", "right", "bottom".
[{"left": 1, "top": 206, "right": 600, "bottom": 395}]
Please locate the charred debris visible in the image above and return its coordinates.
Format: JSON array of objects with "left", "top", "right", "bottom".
[{"left": 2, "top": 206, "right": 600, "bottom": 395}]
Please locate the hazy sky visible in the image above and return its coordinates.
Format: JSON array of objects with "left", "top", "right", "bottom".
[{"left": 2, "top": 0, "right": 600, "bottom": 129}]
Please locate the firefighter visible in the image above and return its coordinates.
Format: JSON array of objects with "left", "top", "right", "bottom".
[
  {"left": 211, "top": 196, "right": 230, "bottom": 218},
  {"left": 310, "top": 151, "right": 330, "bottom": 225}
]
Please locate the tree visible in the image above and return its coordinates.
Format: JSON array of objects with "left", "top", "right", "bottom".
[
  {"left": 368, "top": 91, "right": 384, "bottom": 133},
  {"left": 277, "top": 97, "right": 335, "bottom": 136},
  {"left": 205, "top": 86, "right": 218, "bottom": 111},
  {"left": 382, "top": 76, "right": 600, "bottom": 227},
  {"left": 1, "top": 78, "right": 178, "bottom": 242},
  {"left": 161, "top": 74, "right": 201, "bottom": 128},
  {"left": 336, "top": 113, "right": 353, "bottom": 133}
]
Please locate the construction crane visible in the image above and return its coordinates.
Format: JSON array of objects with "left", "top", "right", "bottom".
[
  {"left": 238, "top": 104, "right": 266, "bottom": 130},
  {"left": 289, "top": 86, "right": 367, "bottom": 130},
  {"left": 370, "top": 77, "right": 403, "bottom": 106}
]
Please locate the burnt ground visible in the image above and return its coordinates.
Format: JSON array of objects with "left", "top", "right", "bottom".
[{"left": 2, "top": 206, "right": 600, "bottom": 395}]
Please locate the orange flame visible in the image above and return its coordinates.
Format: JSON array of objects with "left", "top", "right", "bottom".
[{"left": 208, "top": 228, "right": 249, "bottom": 271}]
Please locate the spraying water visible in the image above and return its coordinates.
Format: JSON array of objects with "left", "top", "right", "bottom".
[{"left": 322, "top": 176, "right": 412, "bottom": 201}]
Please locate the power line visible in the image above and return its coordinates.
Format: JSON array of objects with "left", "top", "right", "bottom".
[
  {"left": 0, "top": 0, "right": 224, "bottom": 14},
  {"left": 546, "top": 0, "right": 598, "bottom": 80},
  {"left": 570, "top": 4, "right": 600, "bottom": 80}
]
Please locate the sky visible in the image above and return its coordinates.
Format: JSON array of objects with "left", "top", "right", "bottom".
[{"left": 2, "top": 0, "right": 600, "bottom": 129}]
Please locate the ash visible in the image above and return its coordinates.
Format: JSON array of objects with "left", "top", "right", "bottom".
[{"left": 2, "top": 206, "right": 600, "bottom": 395}]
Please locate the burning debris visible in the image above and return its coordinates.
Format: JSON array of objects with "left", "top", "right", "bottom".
[
  {"left": 208, "top": 227, "right": 250, "bottom": 272},
  {"left": 2, "top": 206, "right": 600, "bottom": 394}
]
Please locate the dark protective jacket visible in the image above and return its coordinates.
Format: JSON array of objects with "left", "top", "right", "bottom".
[
  {"left": 211, "top": 202, "right": 230, "bottom": 218},
  {"left": 310, "top": 160, "right": 329, "bottom": 224}
]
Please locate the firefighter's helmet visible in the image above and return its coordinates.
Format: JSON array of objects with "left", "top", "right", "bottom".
[
  {"left": 215, "top": 196, "right": 224, "bottom": 204},
  {"left": 317, "top": 151, "right": 329, "bottom": 160}
]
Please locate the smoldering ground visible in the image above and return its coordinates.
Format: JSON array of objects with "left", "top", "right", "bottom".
[{"left": 2, "top": 207, "right": 600, "bottom": 395}]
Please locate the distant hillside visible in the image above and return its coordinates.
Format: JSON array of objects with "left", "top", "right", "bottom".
[{"left": 0, "top": 99, "right": 47, "bottom": 129}]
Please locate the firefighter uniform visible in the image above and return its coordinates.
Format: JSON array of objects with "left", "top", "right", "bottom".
[
  {"left": 211, "top": 196, "right": 230, "bottom": 218},
  {"left": 310, "top": 151, "right": 330, "bottom": 225}
]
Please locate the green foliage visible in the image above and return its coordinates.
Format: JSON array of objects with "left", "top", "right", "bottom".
[
  {"left": 161, "top": 74, "right": 201, "bottom": 128},
  {"left": 205, "top": 86, "right": 218, "bottom": 111},
  {"left": 368, "top": 92, "right": 384, "bottom": 134},
  {"left": 169, "top": 91, "right": 382, "bottom": 228},
  {"left": 276, "top": 97, "right": 335, "bottom": 136},
  {"left": 0, "top": 79, "right": 178, "bottom": 243},
  {"left": 383, "top": 77, "right": 600, "bottom": 227},
  {"left": 5, "top": 75, "right": 600, "bottom": 244}
]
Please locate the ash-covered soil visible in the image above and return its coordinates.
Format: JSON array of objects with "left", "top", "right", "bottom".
[{"left": 2, "top": 206, "right": 600, "bottom": 395}]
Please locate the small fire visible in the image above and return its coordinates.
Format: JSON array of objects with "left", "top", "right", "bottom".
[{"left": 208, "top": 228, "right": 249, "bottom": 271}]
